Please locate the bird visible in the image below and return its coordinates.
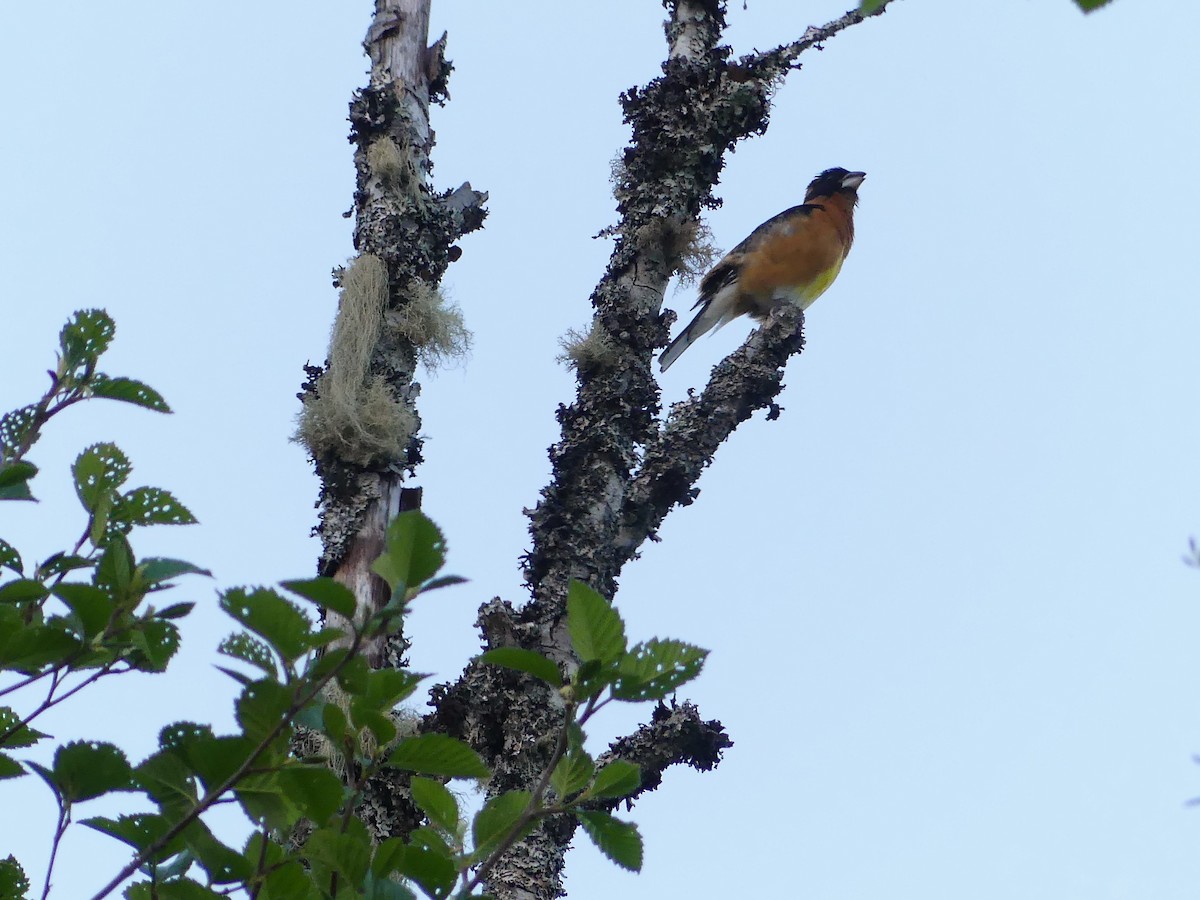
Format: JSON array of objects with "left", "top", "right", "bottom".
[{"left": 659, "top": 167, "right": 865, "bottom": 372}]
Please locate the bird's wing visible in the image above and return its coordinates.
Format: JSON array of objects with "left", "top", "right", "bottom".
[{"left": 695, "top": 203, "right": 823, "bottom": 307}]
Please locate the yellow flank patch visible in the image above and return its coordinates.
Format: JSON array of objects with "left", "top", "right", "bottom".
[{"left": 789, "top": 255, "right": 844, "bottom": 308}]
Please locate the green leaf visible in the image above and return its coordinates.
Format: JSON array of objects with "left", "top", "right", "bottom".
[
  {"left": 305, "top": 824, "right": 371, "bottom": 889},
  {"left": 59, "top": 309, "right": 115, "bottom": 370},
  {"left": 127, "top": 619, "right": 181, "bottom": 672},
  {"left": 472, "top": 791, "right": 532, "bottom": 856},
  {"left": 155, "top": 602, "right": 195, "bottom": 620},
  {"left": 388, "top": 734, "right": 489, "bottom": 779},
  {"left": 859, "top": 0, "right": 888, "bottom": 13},
  {"left": 363, "top": 668, "right": 424, "bottom": 708},
  {"left": 370, "top": 511, "right": 447, "bottom": 594},
  {"left": 0, "top": 579, "right": 48, "bottom": 604},
  {"left": 182, "top": 821, "right": 252, "bottom": 884},
  {"left": 275, "top": 765, "right": 345, "bottom": 825},
  {"left": 0, "top": 461, "right": 37, "bottom": 501},
  {"left": 0, "top": 624, "right": 80, "bottom": 671},
  {"left": 363, "top": 872, "right": 418, "bottom": 900},
  {"left": 1074, "top": 0, "right": 1114, "bottom": 10},
  {"left": 585, "top": 760, "right": 640, "bottom": 800},
  {"left": 53, "top": 583, "right": 114, "bottom": 638},
  {"left": 0, "top": 752, "right": 25, "bottom": 780},
  {"left": 410, "top": 776, "right": 460, "bottom": 834},
  {"left": 349, "top": 704, "right": 397, "bottom": 746},
  {"left": 220, "top": 587, "right": 313, "bottom": 663},
  {"left": 52, "top": 740, "right": 133, "bottom": 802},
  {"left": 112, "top": 487, "right": 196, "bottom": 528},
  {"left": 280, "top": 577, "right": 358, "bottom": 618},
  {"left": 173, "top": 733, "right": 259, "bottom": 794},
  {"left": 87, "top": 374, "right": 171, "bottom": 413},
  {"left": 83, "top": 813, "right": 172, "bottom": 854},
  {"left": 73, "top": 442, "right": 131, "bottom": 513},
  {"left": 374, "top": 835, "right": 455, "bottom": 899},
  {"left": 550, "top": 749, "right": 594, "bottom": 799},
  {"left": 612, "top": 639, "right": 708, "bottom": 700},
  {"left": 577, "top": 810, "right": 643, "bottom": 872},
  {"left": 140, "top": 558, "right": 211, "bottom": 586},
  {"left": 321, "top": 702, "right": 350, "bottom": 746},
  {"left": 95, "top": 536, "right": 135, "bottom": 599},
  {"left": 0, "top": 408, "right": 39, "bottom": 465},
  {"left": 479, "top": 647, "right": 562, "bottom": 686},
  {"left": 0, "top": 855, "right": 30, "bottom": 900},
  {"left": 135, "top": 748, "right": 197, "bottom": 812},
  {"left": 566, "top": 581, "right": 626, "bottom": 664},
  {"left": 125, "top": 879, "right": 224, "bottom": 899},
  {"left": 235, "top": 679, "right": 294, "bottom": 743},
  {"left": 217, "top": 633, "right": 278, "bottom": 679},
  {"left": 35, "top": 552, "right": 92, "bottom": 579},
  {"left": 0, "top": 707, "right": 47, "bottom": 749}
]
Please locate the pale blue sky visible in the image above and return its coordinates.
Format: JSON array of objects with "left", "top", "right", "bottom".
[{"left": 4, "top": 1, "right": 1200, "bottom": 898}]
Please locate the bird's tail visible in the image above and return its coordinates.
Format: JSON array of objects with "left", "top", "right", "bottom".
[{"left": 659, "top": 284, "right": 736, "bottom": 372}]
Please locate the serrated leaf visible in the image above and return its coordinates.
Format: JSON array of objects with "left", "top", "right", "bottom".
[
  {"left": 73, "top": 443, "right": 130, "bottom": 513},
  {"left": 0, "top": 707, "right": 47, "bottom": 749},
  {"left": 87, "top": 375, "right": 171, "bottom": 413},
  {"left": 585, "top": 760, "right": 640, "bottom": 800},
  {"left": 83, "top": 813, "right": 175, "bottom": 856},
  {"left": 59, "top": 309, "right": 115, "bottom": 370},
  {"left": 0, "top": 541, "right": 23, "bottom": 575},
  {"left": 370, "top": 511, "right": 446, "bottom": 593},
  {"left": 53, "top": 583, "right": 114, "bottom": 638},
  {"left": 0, "top": 409, "right": 39, "bottom": 464},
  {"left": 0, "top": 855, "right": 30, "bottom": 899},
  {"left": 410, "top": 776, "right": 459, "bottom": 834},
  {"left": 36, "top": 552, "right": 92, "bottom": 579},
  {"left": 0, "top": 752, "right": 25, "bottom": 780},
  {"left": 135, "top": 746, "right": 197, "bottom": 811},
  {"left": 276, "top": 765, "right": 345, "bottom": 825},
  {"left": 52, "top": 740, "right": 133, "bottom": 802},
  {"left": 612, "top": 639, "right": 708, "bottom": 700},
  {"left": 0, "top": 624, "right": 80, "bottom": 671},
  {"left": 388, "top": 734, "right": 489, "bottom": 779},
  {"left": 364, "top": 668, "right": 424, "bottom": 708},
  {"left": 0, "top": 460, "right": 36, "bottom": 496},
  {"left": 566, "top": 581, "right": 626, "bottom": 664},
  {"left": 217, "top": 633, "right": 277, "bottom": 678},
  {"left": 220, "top": 587, "right": 313, "bottom": 663},
  {"left": 125, "top": 879, "right": 224, "bottom": 899},
  {"left": 280, "top": 577, "right": 357, "bottom": 618},
  {"left": 127, "top": 619, "right": 181, "bottom": 672},
  {"left": 113, "top": 487, "right": 196, "bottom": 528},
  {"left": 0, "top": 579, "right": 48, "bottom": 604},
  {"left": 550, "top": 749, "right": 594, "bottom": 799},
  {"left": 374, "top": 835, "right": 455, "bottom": 899},
  {"left": 235, "top": 680, "right": 294, "bottom": 743},
  {"left": 155, "top": 602, "right": 195, "bottom": 620},
  {"left": 95, "top": 536, "right": 134, "bottom": 598},
  {"left": 1074, "top": 0, "right": 1114, "bottom": 10},
  {"left": 472, "top": 791, "right": 532, "bottom": 856},
  {"left": 479, "top": 647, "right": 562, "bottom": 686},
  {"left": 577, "top": 810, "right": 643, "bottom": 871},
  {"left": 140, "top": 558, "right": 211, "bottom": 586},
  {"left": 306, "top": 825, "right": 371, "bottom": 889}
]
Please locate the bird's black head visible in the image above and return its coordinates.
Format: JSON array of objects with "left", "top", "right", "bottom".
[{"left": 805, "top": 167, "right": 867, "bottom": 202}]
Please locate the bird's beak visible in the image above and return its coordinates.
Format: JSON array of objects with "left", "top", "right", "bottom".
[{"left": 841, "top": 171, "right": 866, "bottom": 190}]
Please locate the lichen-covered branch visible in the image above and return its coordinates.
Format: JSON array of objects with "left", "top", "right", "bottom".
[
  {"left": 295, "top": 0, "right": 485, "bottom": 843},
  {"left": 595, "top": 701, "right": 733, "bottom": 808},
  {"left": 615, "top": 303, "right": 804, "bottom": 564}
]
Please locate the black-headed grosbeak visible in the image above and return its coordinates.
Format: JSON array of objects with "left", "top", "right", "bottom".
[{"left": 659, "top": 167, "right": 866, "bottom": 372}]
